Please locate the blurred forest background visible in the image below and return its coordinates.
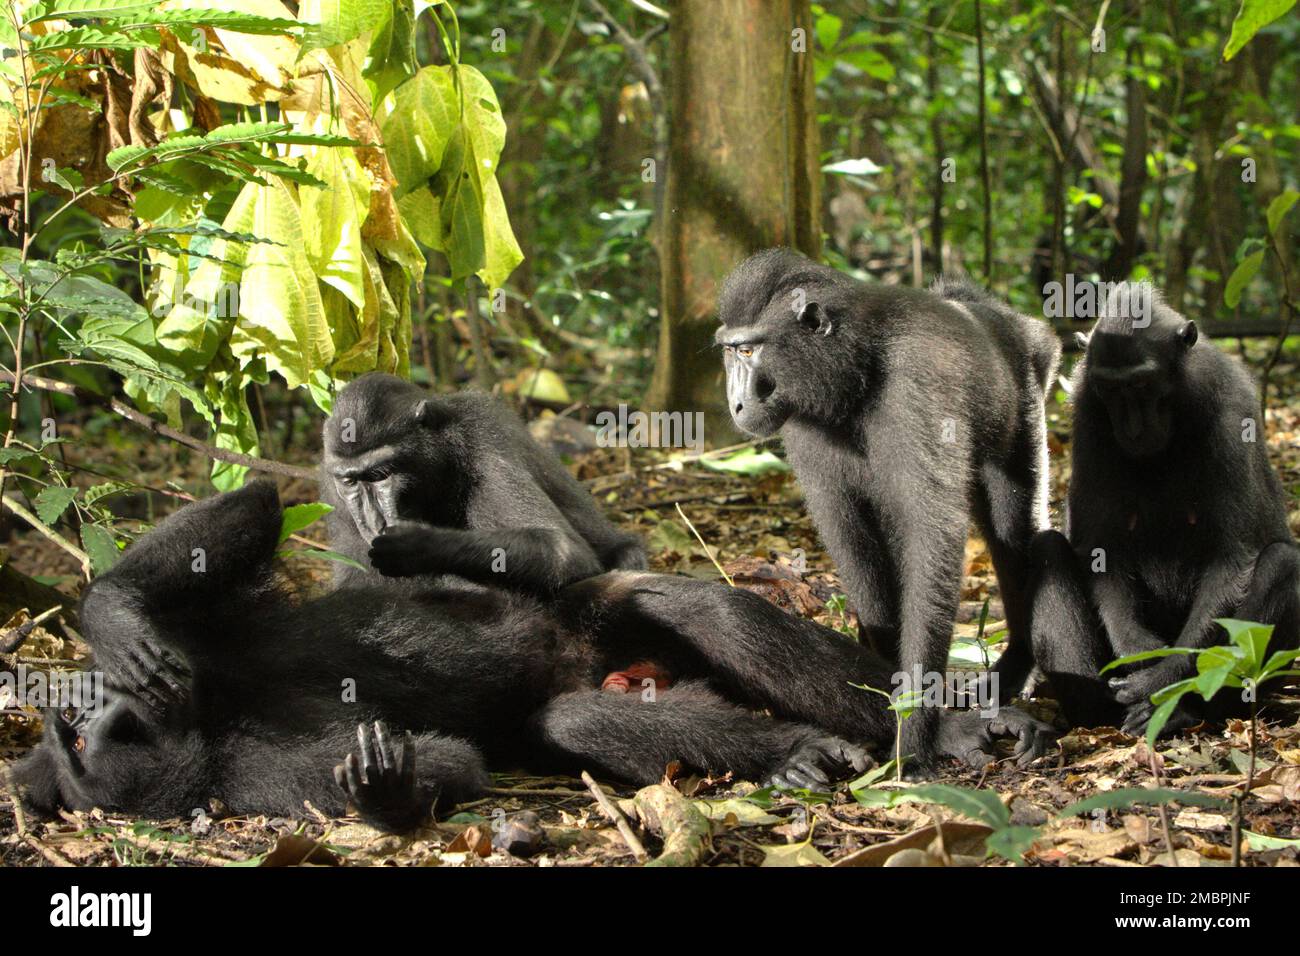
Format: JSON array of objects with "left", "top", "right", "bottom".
[
  {"left": 0, "top": 0, "right": 1293, "bottom": 594},
  {"left": 1, "top": 0, "right": 1299, "bottom": 868}
]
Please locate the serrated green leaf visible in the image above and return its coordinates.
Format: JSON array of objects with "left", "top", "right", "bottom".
[
  {"left": 80, "top": 523, "right": 120, "bottom": 576},
  {"left": 27, "top": 26, "right": 159, "bottom": 51},
  {"left": 101, "top": 8, "right": 300, "bottom": 34},
  {"left": 34, "top": 486, "right": 79, "bottom": 525},
  {"left": 83, "top": 481, "right": 132, "bottom": 507},
  {"left": 26, "top": 0, "right": 159, "bottom": 22},
  {"left": 0, "top": 447, "right": 38, "bottom": 466}
]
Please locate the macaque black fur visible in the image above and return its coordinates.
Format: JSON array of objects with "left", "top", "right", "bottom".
[
  {"left": 716, "top": 249, "right": 1060, "bottom": 766},
  {"left": 1028, "top": 288, "right": 1300, "bottom": 733},
  {"left": 13, "top": 483, "right": 1051, "bottom": 831},
  {"left": 320, "top": 373, "right": 645, "bottom": 596}
]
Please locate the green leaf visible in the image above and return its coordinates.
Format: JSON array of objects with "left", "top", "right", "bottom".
[
  {"left": 107, "top": 122, "right": 360, "bottom": 175},
  {"left": 278, "top": 502, "right": 334, "bottom": 545},
  {"left": 364, "top": 0, "right": 418, "bottom": 106},
  {"left": 1244, "top": 830, "right": 1300, "bottom": 850},
  {"left": 83, "top": 481, "right": 132, "bottom": 507},
  {"left": 299, "top": 0, "right": 391, "bottom": 51},
  {"left": 1059, "top": 788, "right": 1230, "bottom": 817},
  {"left": 853, "top": 783, "right": 1010, "bottom": 829},
  {"left": 26, "top": 0, "right": 160, "bottom": 22},
  {"left": 378, "top": 66, "right": 459, "bottom": 195},
  {"left": 847, "top": 760, "right": 897, "bottom": 790},
  {"left": 1223, "top": 0, "right": 1297, "bottom": 61},
  {"left": 759, "top": 841, "right": 831, "bottom": 867},
  {"left": 300, "top": 128, "right": 371, "bottom": 308},
  {"left": 477, "top": 164, "right": 523, "bottom": 290},
  {"left": 27, "top": 26, "right": 159, "bottom": 51},
  {"left": 1100, "top": 646, "right": 1198, "bottom": 674},
  {"left": 99, "top": 9, "right": 301, "bottom": 34},
  {"left": 228, "top": 179, "right": 333, "bottom": 389},
  {"left": 1215, "top": 617, "right": 1274, "bottom": 671},
  {"left": 34, "top": 486, "right": 79, "bottom": 525},
  {"left": 697, "top": 448, "right": 790, "bottom": 476},
  {"left": 985, "top": 826, "right": 1042, "bottom": 865},
  {"left": 80, "top": 523, "right": 121, "bottom": 576},
  {"left": 1146, "top": 691, "right": 1189, "bottom": 746},
  {"left": 210, "top": 379, "right": 259, "bottom": 492},
  {"left": 815, "top": 11, "right": 842, "bottom": 50},
  {"left": 0, "top": 447, "right": 38, "bottom": 466},
  {"left": 1260, "top": 648, "right": 1300, "bottom": 680},
  {"left": 1266, "top": 189, "right": 1300, "bottom": 236}
]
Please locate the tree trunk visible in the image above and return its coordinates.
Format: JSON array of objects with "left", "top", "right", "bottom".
[{"left": 647, "top": 0, "right": 819, "bottom": 445}]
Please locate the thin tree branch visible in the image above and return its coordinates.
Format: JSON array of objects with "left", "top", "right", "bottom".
[
  {"left": 0, "top": 372, "right": 315, "bottom": 481},
  {"left": 973, "top": 0, "right": 993, "bottom": 282},
  {"left": 2, "top": 494, "right": 89, "bottom": 573}
]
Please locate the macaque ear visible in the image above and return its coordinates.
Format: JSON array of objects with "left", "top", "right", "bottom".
[
  {"left": 797, "top": 302, "right": 835, "bottom": 336},
  {"left": 413, "top": 399, "right": 444, "bottom": 427},
  {"left": 1178, "top": 320, "right": 1198, "bottom": 349}
]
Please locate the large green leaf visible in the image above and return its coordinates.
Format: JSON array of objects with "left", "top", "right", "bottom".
[
  {"left": 299, "top": 0, "right": 391, "bottom": 51},
  {"left": 478, "top": 171, "right": 523, "bottom": 290},
  {"left": 210, "top": 377, "right": 259, "bottom": 491},
  {"left": 156, "top": 189, "right": 261, "bottom": 367},
  {"left": 363, "top": 0, "right": 417, "bottom": 106},
  {"left": 228, "top": 180, "right": 334, "bottom": 388},
  {"left": 300, "top": 135, "right": 371, "bottom": 308},
  {"left": 434, "top": 128, "right": 486, "bottom": 282},
  {"left": 377, "top": 65, "right": 458, "bottom": 195},
  {"left": 1223, "top": 0, "right": 1296, "bottom": 61}
]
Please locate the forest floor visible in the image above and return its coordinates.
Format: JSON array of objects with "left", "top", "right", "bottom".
[{"left": 2, "top": 347, "right": 1299, "bottom": 867}]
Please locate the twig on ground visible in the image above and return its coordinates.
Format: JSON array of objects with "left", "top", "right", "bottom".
[
  {"left": 0, "top": 605, "right": 62, "bottom": 655},
  {"left": 675, "top": 503, "right": 734, "bottom": 587},
  {"left": 582, "top": 771, "right": 648, "bottom": 863}
]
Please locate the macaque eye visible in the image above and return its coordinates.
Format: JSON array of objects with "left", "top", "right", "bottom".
[
  {"left": 737, "top": 346, "right": 754, "bottom": 358},
  {"left": 337, "top": 476, "right": 358, "bottom": 488},
  {"left": 61, "top": 706, "right": 76, "bottom": 722},
  {"left": 73, "top": 735, "right": 85, "bottom": 752}
]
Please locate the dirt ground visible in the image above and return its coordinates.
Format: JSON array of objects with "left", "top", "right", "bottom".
[{"left": 2, "top": 354, "right": 1299, "bottom": 868}]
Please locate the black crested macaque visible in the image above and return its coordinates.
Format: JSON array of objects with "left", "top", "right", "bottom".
[
  {"left": 1028, "top": 286, "right": 1300, "bottom": 734},
  {"left": 716, "top": 249, "right": 1061, "bottom": 768},
  {"left": 320, "top": 372, "right": 645, "bottom": 595},
  {"left": 14, "top": 483, "right": 1050, "bottom": 830}
]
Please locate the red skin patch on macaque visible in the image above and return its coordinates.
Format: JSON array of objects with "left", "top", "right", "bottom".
[{"left": 601, "top": 661, "right": 674, "bottom": 693}]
